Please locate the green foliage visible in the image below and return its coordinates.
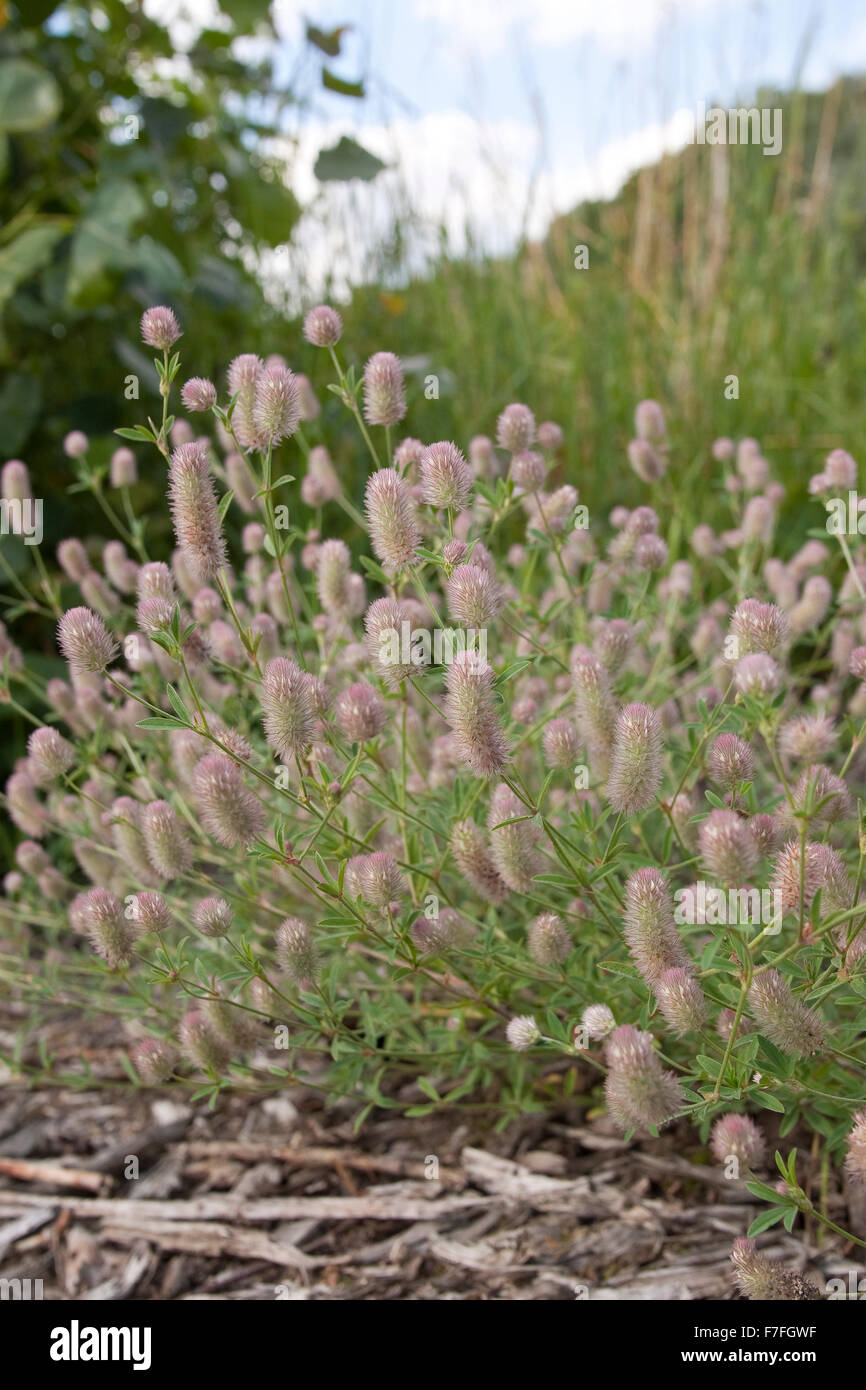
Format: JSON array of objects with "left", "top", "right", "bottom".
[
  {"left": 1, "top": 302, "right": 865, "bottom": 1249},
  {"left": 0, "top": 0, "right": 382, "bottom": 479},
  {"left": 314, "top": 135, "right": 387, "bottom": 182}
]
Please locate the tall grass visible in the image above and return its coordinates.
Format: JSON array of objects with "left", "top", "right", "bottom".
[{"left": 331, "top": 80, "right": 866, "bottom": 536}]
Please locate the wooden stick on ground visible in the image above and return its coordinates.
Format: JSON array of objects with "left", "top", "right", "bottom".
[{"left": 0, "top": 1156, "right": 110, "bottom": 1194}]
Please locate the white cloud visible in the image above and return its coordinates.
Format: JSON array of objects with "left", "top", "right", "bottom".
[{"left": 265, "top": 104, "right": 696, "bottom": 306}]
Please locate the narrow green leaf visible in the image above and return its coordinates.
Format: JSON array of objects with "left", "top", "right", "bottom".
[
  {"left": 746, "top": 1178, "right": 787, "bottom": 1203},
  {"left": 747, "top": 1207, "right": 787, "bottom": 1236},
  {"left": 218, "top": 490, "right": 234, "bottom": 522},
  {"left": 114, "top": 426, "right": 153, "bottom": 442},
  {"left": 752, "top": 1091, "right": 786, "bottom": 1114},
  {"left": 165, "top": 684, "right": 190, "bottom": 723}
]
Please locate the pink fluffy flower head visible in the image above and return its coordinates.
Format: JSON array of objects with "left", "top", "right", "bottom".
[
  {"left": 496, "top": 402, "right": 535, "bottom": 453},
  {"left": 729, "top": 1238, "right": 819, "bottom": 1301},
  {"left": 844, "top": 1111, "right": 866, "bottom": 1186},
  {"left": 141, "top": 305, "right": 181, "bottom": 351},
  {"left": 580, "top": 1003, "right": 616, "bottom": 1041},
  {"left": 593, "top": 618, "right": 633, "bottom": 674},
  {"left": 469, "top": 435, "right": 497, "bottom": 478},
  {"left": 179, "top": 1009, "right": 228, "bottom": 1072},
  {"left": 193, "top": 754, "right": 265, "bottom": 848},
  {"left": 181, "top": 377, "right": 216, "bottom": 412},
  {"left": 627, "top": 438, "right": 665, "bottom": 483},
  {"left": 55, "top": 539, "right": 85, "bottom": 583},
  {"left": 302, "top": 445, "right": 340, "bottom": 506},
  {"left": 364, "top": 468, "right": 420, "bottom": 574},
  {"left": 261, "top": 657, "right": 315, "bottom": 759},
  {"left": 6, "top": 769, "right": 46, "bottom": 838},
  {"left": 27, "top": 726, "right": 75, "bottom": 783},
  {"left": 254, "top": 363, "right": 299, "bottom": 444},
  {"left": 77, "top": 887, "right": 136, "bottom": 968},
  {"left": 653, "top": 967, "right": 707, "bottom": 1036},
  {"left": 2, "top": 459, "right": 32, "bottom": 502},
  {"left": 450, "top": 818, "right": 508, "bottom": 903},
  {"left": 133, "top": 1037, "right": 178, "bottom": 1084},
  {"left": 634, "top": 533, "right": 668, "bottom": 570},
  {"left": 604, "top": 1025, "right": 683, "bottom": 1133},
  {"left": 129, "top": 891, "right": 173, "bottom": 933},
  {"left": 420, "top": 441, "right": 472, "bottom": 510},
  {"left": 698, "top": 809, "right": 759, "bottom": 885},
  {"left": 542, "top": 718, "right": 578, "bottom": 769},
  {"left": 303, "top": 304, "right": 342, "bottom": 347},
  {"left": 778, "top": 713, "right": 836, "bottom": 763},
  {"left": 706, "top": 734, "right": 754, "bottom": 792},
  {"left": 527, "top": 911, "right": 571, "bottom": 965},
  {"left": 735, "top": 652, "right": 781, "bottom": 698},
  {"left": 487, "top": 782, "right": 542, "bottom": 892},
  {"left": 571, "top": 644, "right": 616, "bottom": 776},
  {"left": 770, "top": 839, "right": 825, "bottom": 915},
  {"left": 537, "top": 420, "right": 563, "bottom": 452},
  {"left": 635, "top": 399, "right": 666, "bottom": 444},
  {"left": 825, "top": 448, "right": 857, "bottom": 488},
  {"left": 63, "top": 430, "right": 88, "bottom": 459},
  {"left": 57, "top": 606, "right": 117, "bottom": 674},
  {"left": 411, "top": 909, "right": 463, "bottom": 956},
  {"left": 363, "top": 351, "right": 406, "bottom": 427},
  {"left": 623, "top": 867, "right": 688, "bottom": 985},
  {"left": 444, "top": 650, "right": 509, "bottom": 778},
  {"left": 167, "top": 441, "right": 227, "bottom": 582},
  {"left": 787, "top": 763, "right": 852, "bottom": 829},
  {"left": 788, "top": 575, "right": 832, "bottom": 637},
  {"left": 851, "top": 646, "right": 866, "bottom": 681},
  {"left": 730, "top": 599, "right": 788, "bottom": 655},
  {"left": 346, "top": 851, "right": 406, "bottom": 909},
  {"left": 276, "top": 916, "right": 319, "bottom": 981},
  {"left": 748, "top": 968, "right": 825, "bottom": 1055},
  {"left": 606, "top": 702, "right": 663, "bottom": 814},
  {"left": 193, "top": 895, "right": 233, "bottom": 938},
  {"left": 137, "top": 560, "right": 175, "bottom": 604},
  {"left": 15, "top": 841, "right": 48, "bottom": 876},
  {"left": 506, "top": 1015, "right": 540, "bottom": 1050},
  {"left": 226, "top": 352, "right": 263, "bottom": 450},
  {"left": 316, "top": 537, "right": 352, "bottom": 615},
  {"left": 510, "top": 449, "right": 546, "bottom": 491},
  {"left": 749, "top": 813, "right": 781, "bottom": 858},
  {"left": 335, "top": 682, "right": 386, "bottom": 742},
  {"left": 141, "top": 800, "right": 193, "bottom": 880},
  {"left": 364, "top": 595, "right": 415, "bottom": 687},
  {"left": 446, "top": 563, "right": 504, "bottom": 627},
  {"left": 394, "top": 436, "right": 425, "bottom": 477},
  {"left": 710, "top": 1113, "right": 766, "bottom": 1170}
]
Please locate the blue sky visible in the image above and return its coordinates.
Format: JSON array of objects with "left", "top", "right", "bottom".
[{"left": 281, "top": 0, "right": 866, "bottom": 154}]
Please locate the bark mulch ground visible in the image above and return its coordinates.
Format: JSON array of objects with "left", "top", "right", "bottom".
[{"left": 1, "top": 1006, "right": 863, "bottom": 1300}]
